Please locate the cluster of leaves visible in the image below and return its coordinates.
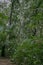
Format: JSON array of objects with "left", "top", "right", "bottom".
[{"left": 12, "top": 39, "right": 43, "bottom": 65}]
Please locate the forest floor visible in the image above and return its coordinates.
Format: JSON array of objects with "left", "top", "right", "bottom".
[{"left": 0, "top": 57, "right": 15, "bottom": 65}]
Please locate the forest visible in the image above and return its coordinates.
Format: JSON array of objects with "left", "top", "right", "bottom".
[{"left": 0, "top": 0, "right": 43, "bottom": 65}]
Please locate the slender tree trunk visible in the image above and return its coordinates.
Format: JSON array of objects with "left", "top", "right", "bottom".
[{"left": 9, "top": 0, "right": 14, "bottom": 25}]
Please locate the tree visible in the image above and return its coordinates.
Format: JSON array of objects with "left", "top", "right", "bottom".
[{"left": 0, "top": 0, "right": 43, "bottom": 65}]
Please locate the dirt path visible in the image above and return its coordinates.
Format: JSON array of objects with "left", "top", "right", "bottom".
[{"left": 0, "top": 57, "right": 15, "bottom": 65}]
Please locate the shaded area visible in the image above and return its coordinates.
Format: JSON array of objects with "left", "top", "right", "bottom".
[{"left": 1, "top": 45, "right": 5, "bottom": 57}]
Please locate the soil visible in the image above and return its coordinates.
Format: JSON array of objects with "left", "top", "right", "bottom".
[{"left": 0, "top": 57, "right": 15, "bottom": 65}]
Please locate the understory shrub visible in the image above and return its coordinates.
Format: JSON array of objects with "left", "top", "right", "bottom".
[{"left": 12, "top": 39, "right": 43, "bottom": 65}]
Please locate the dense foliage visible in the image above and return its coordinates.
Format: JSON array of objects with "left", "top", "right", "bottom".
[
  {"left": 0, "top": 0, "right": 43, "bottom": 65},
  {"left": 12, "top": 39, "right": 43, "bottom": 65}
]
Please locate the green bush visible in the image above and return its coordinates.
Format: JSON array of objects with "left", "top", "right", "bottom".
[{"left": 12, "top": 39, "right": 43, "bottom": 65}]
